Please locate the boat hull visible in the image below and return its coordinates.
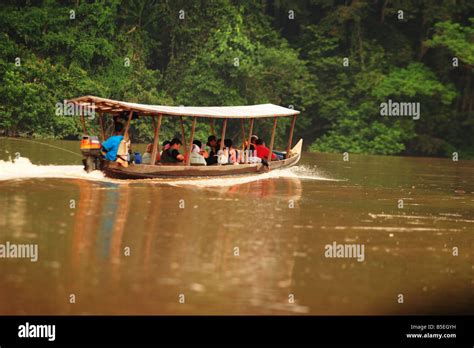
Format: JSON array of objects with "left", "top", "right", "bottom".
[{"left": 101, "top": 139, "right": 303, "bottom": 180}]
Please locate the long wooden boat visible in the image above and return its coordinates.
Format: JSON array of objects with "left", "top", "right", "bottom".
[
  {"left": 101, "top": 139, "right": 302, "bottom": 179},
  {"left": 67, "top": 96, "right": 303, "bottom": 180}
]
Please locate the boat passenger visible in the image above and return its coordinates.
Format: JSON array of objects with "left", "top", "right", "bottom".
[
  {"left": 101, "top": 122, "right": 124, "bottom": 161},
  {"left": 224, "top": 139, "right": 238, "bottom": 164},
  {"left": 142, "top": 143, "right": 153, "bottom": 164},
  {"left": 161, "top": 140, "right": 171, "bottom": 154},
  {"left": 160, "top": 138, "right": 184, "bottom": 164},
  {"left": 244, "top": 136, "right": 256, "bottom": 151},
  {"left": 272, "top": 150, "right": 286, "bottom": 160},
  {"left": 255, "top": 138, "right": 278, "bottom": 161},
  {"left": 153, "top": 140, "right": 171, "bottom": 163},
  {"left": 128, "top": 144, "right": 135, "bottom": 163},
  {"left": 190, "top": 140, "right": 208, "bottom": 165},
  {"left": 215, "top": 138, "right": 231, "bottom": 164},
  {"left": 242, "top": 134, "right": 258, "bottom": 160},
  {"left": 250, "top": 135, "right": 258, "bottom": 151},
  {"left": 194, "top": 140, "right": 209, "bottom": 159},
  {"left": 205, "top": 135, "right": 219, "bottom": 165}
]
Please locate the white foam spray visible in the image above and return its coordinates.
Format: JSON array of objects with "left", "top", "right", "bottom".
[
  {"left": 0, "top": 157, "right": 108, "bottom": 182},
  {"left": 0, "top": 157, "right": 337, "bottom": 187}
]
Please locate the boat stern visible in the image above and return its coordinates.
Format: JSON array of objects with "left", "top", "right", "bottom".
[{"left": 80, "top": 135, "right": 102, "bottom": 172}]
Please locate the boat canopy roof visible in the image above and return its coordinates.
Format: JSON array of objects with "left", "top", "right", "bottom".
[{"left": 67, "top": 96, "right": 300, "bottom": 119}]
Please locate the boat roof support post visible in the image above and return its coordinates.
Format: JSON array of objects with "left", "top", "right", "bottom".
[
  {"left": 124, "top": 111, "right": 134, "bottom": 140},
  {"left": 285, "top": 114, "right": 297, "bottom": 158},
  {"left": 246, "top": 118, "right": 254, "bottom": 163},
  {"left": 219, "top": 118, "right": 228, "bottom": 164},
  {"left": 267, "top": 116, "right": 278, "bottom": 163},
  {"left": 185, "top": 116, "right": 197, "bottom": 165},
  {"left": 240, "top": 118, "right": 246, "bottom": 150},
  {"left": 179, "top": 116, "right": 187, "bottom": 155},
  {"left": 150, "top": 114, "right": 162, "bottom": 165}
]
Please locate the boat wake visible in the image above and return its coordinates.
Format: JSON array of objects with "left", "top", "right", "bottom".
[
  {"left": 0, "top": 157, "right": 337, "bottom": 186},
  {"left": 0, "top": 157, "right": 110, "bottom": 182},
  {"left": 166, "top": 165, "right": 337, "bottom": 187}
]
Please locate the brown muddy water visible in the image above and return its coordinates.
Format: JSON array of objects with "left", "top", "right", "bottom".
[{"left": 0, "top": 137, "right": 473, "bottom": 315}]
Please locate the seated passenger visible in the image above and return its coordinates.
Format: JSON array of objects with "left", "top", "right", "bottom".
[
  {"left": 249, "top": 135, "right": 258, "bottom": 151},
  {"left": 152, "top": 140, "right": 171, "bottom": 163},
  {"left": 160, "top": 138, "right": 184, "bottom": 164},
  {"left": 205, "top": 135, "right": 219, "bottom": 165},
  {"left": 194, "top": 140, "right": 209, "bottom": 158},
  {"left": 190, "top": 140, "right": 208, "bottom": 166},
  {"left": 142, "top": 143, "right": 153, "bottom": 164},
  {"left": 161, "top": 140, "right": 171, "bottom": 154},
  {"left": 224, "top": 139, "right": 238, "bottom": 164},
  {"left": 128, "top": 144, "right": 135, "bottom": 163},
  {"left": 255, "top": 139, "right": 277, "bottom": 161},
  {"left": 101, "top": 122, "right": 124, "bottom": 161},
  {"left": 272, "top": 150, "right": 285, "bottom": 160}
]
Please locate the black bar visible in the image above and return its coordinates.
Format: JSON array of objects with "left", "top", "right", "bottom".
[{"left": 0, "top": 316, "right": 472, "bottom": 346}]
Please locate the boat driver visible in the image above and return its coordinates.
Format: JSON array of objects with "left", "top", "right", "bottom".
[{"left": 101, "top": 122, "right": 124, "bottom": 161}]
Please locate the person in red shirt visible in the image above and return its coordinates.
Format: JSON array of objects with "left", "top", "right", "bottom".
[{"left": 255, "top": 139, "right": 277, "bottom": 161}]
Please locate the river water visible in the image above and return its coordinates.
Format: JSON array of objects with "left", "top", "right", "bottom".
[{"left": 0, "top": 137, "right": 473, "bottom": 315}]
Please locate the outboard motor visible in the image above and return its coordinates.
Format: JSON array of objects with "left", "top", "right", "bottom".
[{"left": 80, "top": 135, "right": 102, "bottom": 172}]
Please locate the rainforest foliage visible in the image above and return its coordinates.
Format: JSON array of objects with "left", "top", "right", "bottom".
[{"left": 0, "top": 0, "right": 473, "bottom": 157}]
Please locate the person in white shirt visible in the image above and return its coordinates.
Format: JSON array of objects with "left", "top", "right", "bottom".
[{"left": 189, "top": 140, "right": 208, "bottom": 165}]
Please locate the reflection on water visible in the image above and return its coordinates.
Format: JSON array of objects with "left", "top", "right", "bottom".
[{"left": 0, "top": 138, "right": 473, "bottom": 314}]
